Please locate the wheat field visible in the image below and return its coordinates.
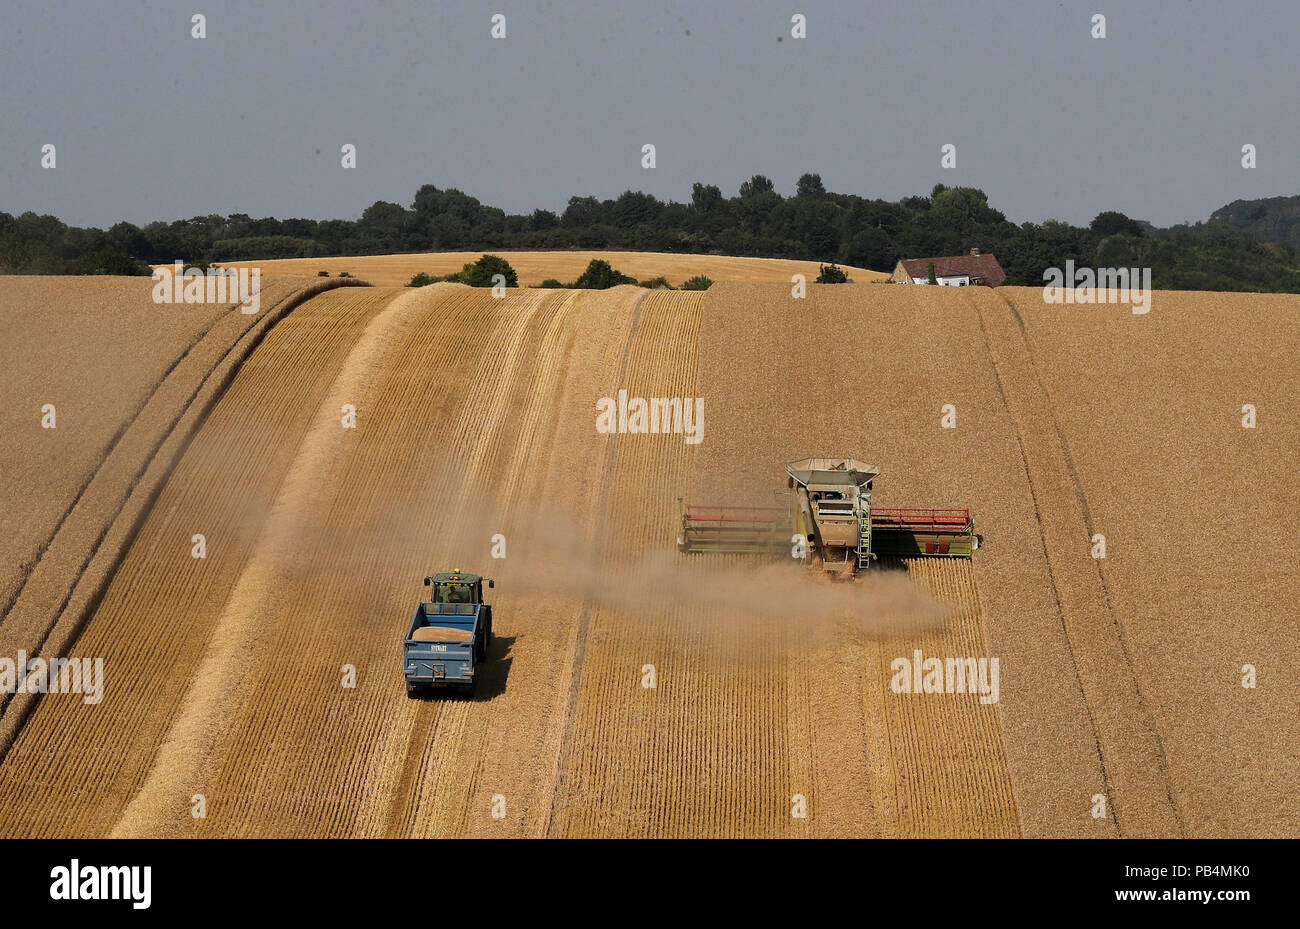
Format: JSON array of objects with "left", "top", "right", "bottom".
[{"left": 0, "top": 274, "right": 1294, "bottom": 837}]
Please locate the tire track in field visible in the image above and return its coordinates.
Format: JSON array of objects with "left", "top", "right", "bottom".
[
  {"left": 358, "top": 286, "right": 645, "bottom": 838},
  {"left": 378, "top": 287, "right": 573, "bottom": 837},
  {"left": 0, "top": 280, "right": 359, "bottom": 756},
  {"left": 547, "top": 290, "right": 704, "bottom": 837},
  {"left": 547, "top": 291, "right": 813, "bottom": 837},
  {"left": 179, "top": 284, "right": 505, "bottom": 837},
  {"left": 0, "top": 287, "right": 397, "bottom": 838},
  {"left": 970, "top": 287, "right": 1183, "bottom": 837},
  {"left": 107, "top": 287, "right": 419, "bottom": 836},
  {"left": 176, "top": 285, "right": 641, "bottom": 837},
  {"left": 541, "top": 288, "right": 653, "bottom": 837}
]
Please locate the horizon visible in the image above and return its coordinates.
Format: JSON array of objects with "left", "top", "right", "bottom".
[
  {"left": 3, "top": 0, "right": 1297, "bottom": 229},
  {"left": 8, "top": 176, "right": 1295, "bottom": 234}
]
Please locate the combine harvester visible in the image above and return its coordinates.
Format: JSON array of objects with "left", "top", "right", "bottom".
[{"left": 678, "top": 457, "right": 978, "bottom": 578}]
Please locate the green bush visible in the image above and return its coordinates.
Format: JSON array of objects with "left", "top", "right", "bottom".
[
  {"left": 338, "top": 271, "right": 351, "bottom": 277},
  {"left": 637, "top": 276, "right": 673, "bottom": 289},
  {"left": 408, "top": 272, "right": 436, "bottom": 287},
  {"left": 318, "top": 270, "right": 330, "bottom": 276},
  {"left": 682, "top": 275, "right": 713, "bottom": 291},
  {"left": 65, "top": 247, "right": 149, "bottom": 275},
  {"left": 816, "top": 263, "right": 849, "bottom": 283},
  {"left": 536, "top": 278, "right": 566, "bottom": 288},
  {"left": 572, "top": 259, "right": 636, "bottom": 289},
  {"left": 453, "top": 253, "right": 519, "bottom": 287}
]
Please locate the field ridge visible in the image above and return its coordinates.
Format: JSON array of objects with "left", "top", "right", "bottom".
[
  {"left": 0, "top": 278, "right": 371, "bottom": 762},
  {"left": 969, "top": 287, "right": 1183, "bottom": 837}
]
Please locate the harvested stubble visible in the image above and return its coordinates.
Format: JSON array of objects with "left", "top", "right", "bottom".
[
  {"left": 0, "top": 283, "right": 398, "bottom": 834},
  {"left": 0, "top": 277, "right": 228, "bottom": 619},
  {"left": 1, "top": 275, "right": 1294, "bottom": 839},
  {"left": 0, "top": 276, "right": 368, "bottom": 758}
]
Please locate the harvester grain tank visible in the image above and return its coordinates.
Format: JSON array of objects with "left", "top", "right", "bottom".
[
  {"left": 678, "top": 457, "right": 978, "bottom": 578},
  {"left": 402, "top": 570, "right": 494, "bottom": 697}
]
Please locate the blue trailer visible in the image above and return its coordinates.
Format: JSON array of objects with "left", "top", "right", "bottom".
[{"left": 403, "top": 570, "right": 493, "bottom": 697}]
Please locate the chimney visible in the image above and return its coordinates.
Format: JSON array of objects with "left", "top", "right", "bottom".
[{"left": 970, "top": 247, "right": 980, "bottom": 256}]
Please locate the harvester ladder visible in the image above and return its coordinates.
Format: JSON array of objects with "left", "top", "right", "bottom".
[{"left": 856, "top": 510, "right": 872, "bottom": 569}]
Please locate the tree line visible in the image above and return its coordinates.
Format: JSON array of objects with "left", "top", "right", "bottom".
[{"left": 2, "top": 177, "right": 1297, "bottom": 292}]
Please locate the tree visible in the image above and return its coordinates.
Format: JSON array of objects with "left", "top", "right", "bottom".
[
  {"left": 107, "top": 221, "right": 149, "bottom": 257},
  {"left": 796, "top": 173, "right": 826, "bottom": 198},
  {"left": 529, "top": 209, "right": 559, "bottom": 231},
  {"left": 682, "top": 275, "right": 713, "bottom": 290},
  {"left": 816, "top": 263, "right": 849, "bottom": 283},
  {"left": 1090, "top": 210, "right": 1146, "bottom": 238},
  {"left": 927, "top": 261, "right": 938, "bottom": 284},
  {"left": 612, "top": 191, "right": 661, "bottom": 228},
  {"left": 86, "top": 248, "right": 146, "bottom": 275},
  {"left": 411, "top": 187, "right": 483, "bottom": 227},
  {"left": 736, "top": 175, "right": 781, "bottom": 234},
  {"left": 572, "top": 259, "right": 636, "bottom": 289},
  {"left": 839, "top": 226, "right": 895, "bottom": 271},
  {"left": 408, "top": 272, "right": 436, "bottom": 287},
  {"left": 359, "top": 200, "right": 409, "bottom": 234},
  {"left": 738, "top": 174, "right": 775, "bottom": 198},
  {"left": 775, "top": 197, "right": 841, "bottom": 259},
  {"left": 456, "top": 254, "right": 518, "bottom": 287},
  {"left": 691, "top": 182, "right": 723, "bottom": 212},
  {"left": 562, "top": 196, "right": 602, "bottom": 227},
  {"left": 428, "top": 214, "right": 467, "bottom": 250}
]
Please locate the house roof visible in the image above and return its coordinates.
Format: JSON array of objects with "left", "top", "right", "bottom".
[{"left": 899, "top": 253, "right": 1006, "bottom": 286}]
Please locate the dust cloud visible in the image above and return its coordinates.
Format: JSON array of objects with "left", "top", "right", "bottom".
[{"left": 435, "top": 505, "right": 951, "bottom": 643}]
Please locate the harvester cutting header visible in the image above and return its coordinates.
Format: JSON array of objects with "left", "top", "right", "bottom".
[{"left": 678, "top": 457, "right": 978, "bottom": 578}]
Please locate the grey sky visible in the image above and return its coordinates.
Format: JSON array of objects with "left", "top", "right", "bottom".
[{"left": 2, "top": 0, "right": 1296, "bottom": 229}]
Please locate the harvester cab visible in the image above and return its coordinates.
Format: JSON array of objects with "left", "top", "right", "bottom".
[
  {"left": 785, "top": 458, "right": 879, "bottom": 576},
  {"left": 678, "top": 456, "right": 978, "bottom": 579}
]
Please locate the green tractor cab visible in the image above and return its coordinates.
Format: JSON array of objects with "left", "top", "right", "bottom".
[{"left": 423, "top": 570, "right": 494, "bottom": 604}]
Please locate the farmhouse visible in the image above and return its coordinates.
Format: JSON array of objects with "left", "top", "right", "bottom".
[{"left": 891, "top": 248, "right": 1006, "bottom": 287}]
